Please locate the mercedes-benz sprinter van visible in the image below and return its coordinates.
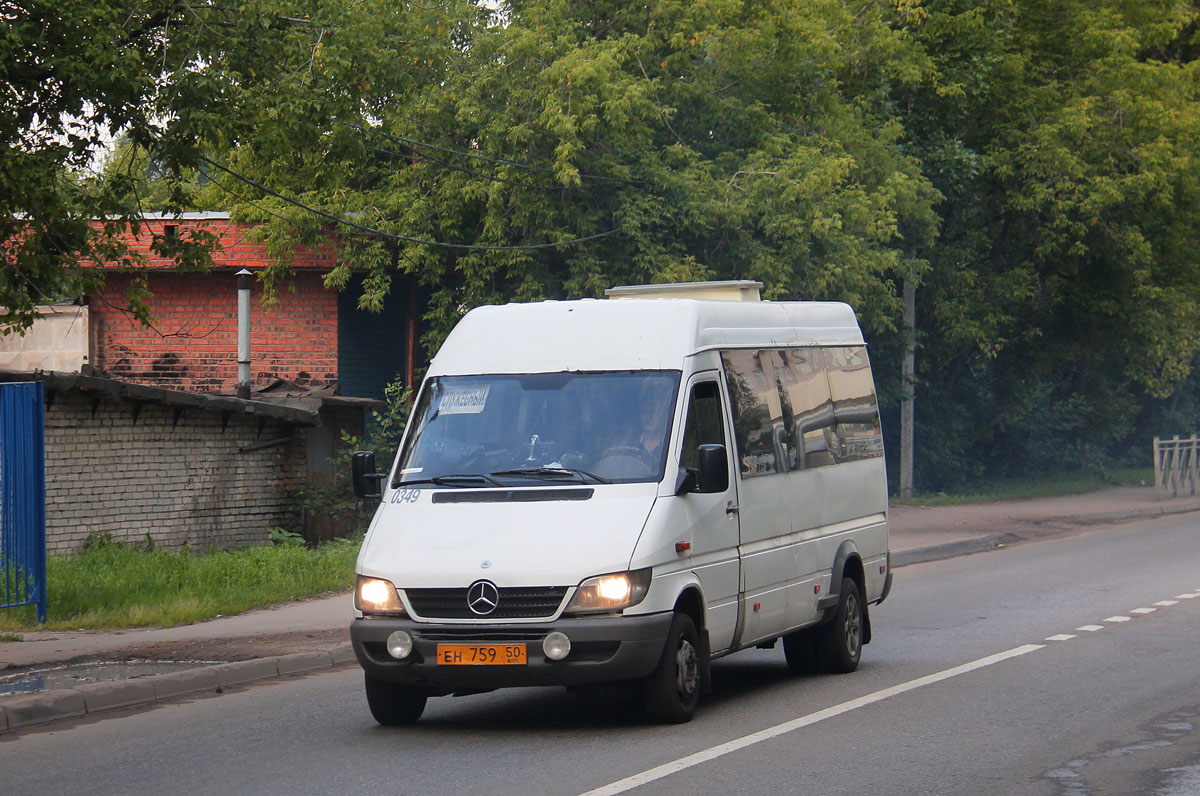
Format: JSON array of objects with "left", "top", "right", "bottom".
[{"left": 350, "top": 281, "right": 892, "bottom": 724}]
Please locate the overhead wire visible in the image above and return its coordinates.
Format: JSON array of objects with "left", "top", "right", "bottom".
[
  {"left": 348, "top": 123, "right": 645, "bottom": 185},
  {"left": 198, "top": 154, "right": 619, "bottom": 251}
]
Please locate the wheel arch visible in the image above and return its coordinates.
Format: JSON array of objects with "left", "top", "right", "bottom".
[
  {"left": 829, "top": 540, "right": 871, "bottom": 645},
  {"left": 672, "top": 585, "right": 711, "bottom": 694}
]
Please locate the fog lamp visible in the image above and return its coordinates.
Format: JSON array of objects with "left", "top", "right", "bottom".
[
  {"left": 386, "top": 630, "right": 414, "bottom": 660},
  {"left": 542, "top": 631, "right": 571, "bottom": 661}
]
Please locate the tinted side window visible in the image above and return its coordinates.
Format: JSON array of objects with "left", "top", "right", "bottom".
[
  {"left": 778, "top": 348, "right": 836, "bottom": 469},
  {"left": 826, "top": 346, "right": 883, "bottom": 462},
  {"left": 680, "top": 381, "right": 726, "bottom": 471},
  {"left": 721, "top": 350, "right": 785, "bottom": 477}
]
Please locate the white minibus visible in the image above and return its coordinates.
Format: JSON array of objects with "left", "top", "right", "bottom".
[{"left": 350, "top": 281, "right": 892, "bottom": 724}]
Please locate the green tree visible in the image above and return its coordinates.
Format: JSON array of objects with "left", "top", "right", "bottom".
[
  {"left": 0, "top": 1, "right": 236, "bottom": 329},
  {"left": 189, "top": 0, "right": 940, "bottom": 356},
  {"left": 895, "top": 0, "right": 1200, "bottom": 486}
]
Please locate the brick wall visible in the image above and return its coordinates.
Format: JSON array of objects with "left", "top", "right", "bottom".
[
  {"left": 43, "top": 391, "right": 307, "bottom": 554},
  {"left": 86, "top": 216, "right": 341, "bottom": 393},
  {"left": 92, "top": 270, "right": 339, "bottom": 393},
  {"left": 110, "top": 217, "right": 336, "bottom": 271}
]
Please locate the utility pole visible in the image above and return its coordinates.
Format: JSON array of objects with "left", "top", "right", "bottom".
[{"left": 900, "top": 280, "right": 915, "bottom": 499}]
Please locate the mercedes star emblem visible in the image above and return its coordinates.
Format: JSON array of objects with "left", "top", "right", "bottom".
[{"left": 467, "top": 580, "right": 500, "bottom": 616}]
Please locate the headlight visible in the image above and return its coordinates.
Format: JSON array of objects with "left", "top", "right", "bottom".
[
  {"left": 564, "top": 569, "right": 652, "bottom": 615},
  {"left": 355, "top": 575, "right": 406, "bottom": 615}
]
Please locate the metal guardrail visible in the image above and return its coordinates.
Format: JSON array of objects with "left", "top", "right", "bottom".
[
  {"left": 1154, "top": 435, "right": 1200, "bottom": 499},
  {"left": 0, "top": 382, "right": 47, "bottom": 623}
]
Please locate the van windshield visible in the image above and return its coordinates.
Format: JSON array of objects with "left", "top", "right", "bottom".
[{"left": 394, "top": 371, "right": 680, "bottom": 486}]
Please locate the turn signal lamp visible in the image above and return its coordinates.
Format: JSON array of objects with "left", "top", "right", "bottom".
[{"left": 564, "top": 569, "right": 651, "bottom": 615}]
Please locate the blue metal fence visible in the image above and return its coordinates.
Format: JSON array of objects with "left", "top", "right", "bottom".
[{"left": 0, "top": 382, "right": 47, "bottom": 623}]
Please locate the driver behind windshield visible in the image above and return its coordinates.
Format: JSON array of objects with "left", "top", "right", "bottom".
[{"left": 396, "top": 372, "right": 679, "bottom": 485}]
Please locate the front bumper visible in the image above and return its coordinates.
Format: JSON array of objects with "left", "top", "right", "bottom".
[{"left": 350, "top": 612, "right": 673, "bottom": 690}]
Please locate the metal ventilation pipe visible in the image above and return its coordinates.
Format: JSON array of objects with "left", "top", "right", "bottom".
[{"left": 236, "top": 269, "right": 252, "bottom": 399}]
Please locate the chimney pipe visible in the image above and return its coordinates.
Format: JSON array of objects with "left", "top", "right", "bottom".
[{"left": 236, "top": 269, "right": 252, "bottom": 399}]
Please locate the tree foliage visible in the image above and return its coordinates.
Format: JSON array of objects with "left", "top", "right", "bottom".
[
  {"left": 0, "top": 1, "right": 230, "bottom": 329},
  {"left": 10, "top": 0, "right": 1200, "bottom": 489}
]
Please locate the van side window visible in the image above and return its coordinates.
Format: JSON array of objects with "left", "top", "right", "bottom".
[
  {"left": 721, "top": 350, "right": 784, "bottom": 477},
  {"left": 779, "top": 348, "right": 836, "bottom": 469},
  {"left": 680, "top": 381, "right": 726, "bottom": 472},
  {"left": 826, "top": 346, "right": 884, "bottom": 462}
]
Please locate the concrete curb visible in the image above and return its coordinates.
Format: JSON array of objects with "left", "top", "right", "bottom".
[
  {"left": 892, "top": 500, "right": 1200, "bottom": 568},
  {"left": 0, "top": 642, "right": 355, "bottom": 734},
  {"left": 893, "top": 535, "right": 1009, "bottom": 568}
]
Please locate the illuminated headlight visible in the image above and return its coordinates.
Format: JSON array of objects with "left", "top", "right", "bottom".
[
  {"left": 564, "top": 569, "right": 652, "bottom": 615},
  {"left": 354, "top": 575, "right": 406, "bottom": 615}
]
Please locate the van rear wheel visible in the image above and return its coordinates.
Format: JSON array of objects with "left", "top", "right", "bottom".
[
  {"left": 815, "top": 577, "right": 863, "bottom": 673},
  {"left": 642, "top": 612, "right": 701, "bottom": 724},
  {"left": 364, "top": 674, "right": 427, "bottom": 725}
]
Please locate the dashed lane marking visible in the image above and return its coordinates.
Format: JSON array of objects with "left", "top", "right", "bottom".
[
  {"left": 579, "top": 589, "right": 1198, "bottom": 796},
  {"left": 577, "top": 645, "right": 1046, "bottom": 796}
]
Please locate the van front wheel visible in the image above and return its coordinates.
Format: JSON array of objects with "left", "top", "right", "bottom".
[
  {"left": 816, "top": 577, "right": 863, "bottom": 674},
  {"left": 642, "top": 612, "right": 701, "bottom": 724},
  {"left": 364, "top": 674, "right": 427, "bottom": 725}
]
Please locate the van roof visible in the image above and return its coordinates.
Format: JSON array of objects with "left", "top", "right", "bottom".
[{"left": 428, "top": 298, "right": 864, "bottom": 376}]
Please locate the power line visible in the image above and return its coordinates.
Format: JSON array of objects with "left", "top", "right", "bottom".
[
  {"left": 349, "top": 123, "right": 644, "bottom": 185},
  {"left": 198, "top": 154, "right": 619, "bottom": 251},
  {"left": 360, "top": 140, "right": 580, "bottom": 192}
]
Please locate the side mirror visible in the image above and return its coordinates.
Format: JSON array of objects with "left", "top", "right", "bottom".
[
  {"left": 674, "top": 468, "right": 699, "bottom": 496},
  {"left": 351, "top": 450, "right": 385, "bottom": 499},
  {"left": 696, "top": 444, "right": 728, "bottom": 494}
]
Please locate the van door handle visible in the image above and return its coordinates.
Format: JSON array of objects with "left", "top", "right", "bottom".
[{"left": 726, "top": 503, "right": 739, "bottom": 515}]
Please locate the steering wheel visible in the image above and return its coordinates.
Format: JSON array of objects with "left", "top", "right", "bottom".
[
  {"left": 601, "top": 445, "right": 656, "bottom": 463},
  {"left": 593, "top": 445, "right": 657, "bottom": 479}
]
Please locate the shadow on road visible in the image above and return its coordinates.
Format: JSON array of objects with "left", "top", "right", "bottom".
[{"left": 360, "top": 650, "right": 829, "bottom": 734}]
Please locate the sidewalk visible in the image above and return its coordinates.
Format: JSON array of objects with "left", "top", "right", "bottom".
[{"left": 2, "top": 485, "right": 1198, "bottom": 732}]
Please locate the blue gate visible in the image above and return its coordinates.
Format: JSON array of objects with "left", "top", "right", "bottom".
[{"left": 0, "top": 382, "right": 46, "bottom": 623}]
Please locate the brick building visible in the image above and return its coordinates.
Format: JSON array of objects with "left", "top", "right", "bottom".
[
  {"left": 85, "top": 212, "right": 419, "bottom": 401},
  {"left": 0, "top": 213, "right": 419, "bottom": 551}
]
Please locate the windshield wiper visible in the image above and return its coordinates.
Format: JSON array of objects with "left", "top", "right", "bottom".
[
  {"left": 491, "top": 467, "right": 610, "bottom": 485},
  {"left": 399, "top": 473, "right": 502, "bottom": 488}
]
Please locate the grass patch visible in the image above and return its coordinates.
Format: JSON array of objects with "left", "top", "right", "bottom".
[
  {"left": 893, "top": 467, "right": 1154, "bottom": 507},
  {"left": 0, "top": 536, "right": 360, "bottom": 632},
  {"left": 0, "top": 632, "right": 23, "bottom": 642}
]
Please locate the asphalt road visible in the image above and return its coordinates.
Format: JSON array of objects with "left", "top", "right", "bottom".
[{"left": 3, "top": 513, "right": 1199, "bottom": 796}]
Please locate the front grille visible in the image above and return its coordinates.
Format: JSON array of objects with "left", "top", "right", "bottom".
[{"left": 406, "top": 587, "right": 569, "bottom": 620}]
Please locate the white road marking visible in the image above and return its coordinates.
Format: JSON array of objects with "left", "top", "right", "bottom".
[
  {"left": 1129, "top": 607, "right": 1157, "bottom": 615},
  {"left": 1077, "top": 625, "right": 1105, "bottom": 632},
  {"left": 1104, "top": 616, "right": 1132, "bottom": 623},
  {"left": 1045, "top": 634, "right": 1077, "bottom": 642},
  {"left": 1155, "top": 600, "right": 1179, "bottom": 607},
  {"left": 577, "top": 645, "right": 1045, "bottom": 796},
  {"left": 1176, "top": 594, "right": 1199, "bottom": 600}
]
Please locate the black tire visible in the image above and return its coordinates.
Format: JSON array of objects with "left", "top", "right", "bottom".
[
  {"left": 815, "top": 577, "right": 863, "bottom": 674},
  {"left": 642, "top": 612, "right": 702, "bottom": 724},
  {"left": 782, "top": 627, "right": 819, "bottom": 674},
  {"left": 364, "top": 674, "right": 427, "bottom": 726}
]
